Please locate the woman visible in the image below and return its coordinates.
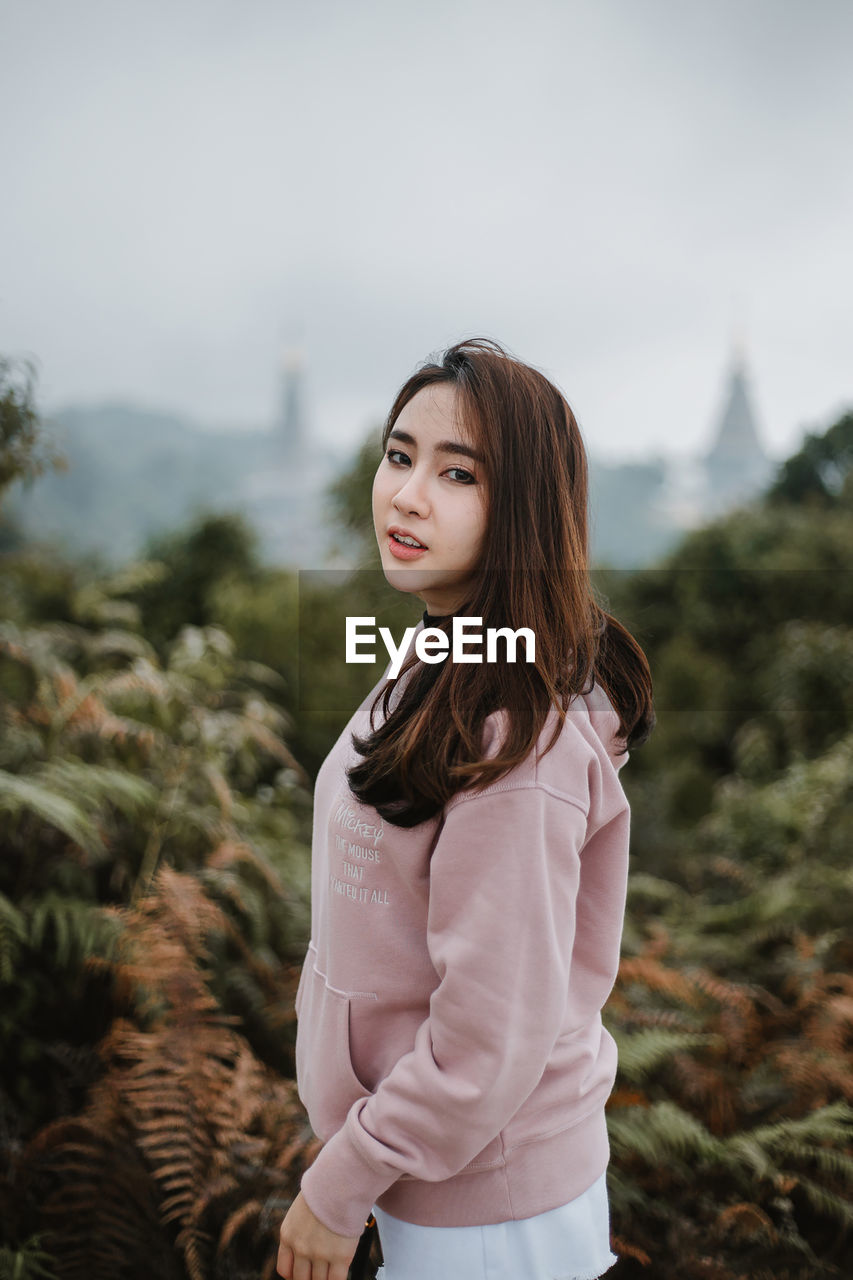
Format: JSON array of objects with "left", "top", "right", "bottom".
[{"left": 277, "top": 337, "right": 655, "bottom": 1280}]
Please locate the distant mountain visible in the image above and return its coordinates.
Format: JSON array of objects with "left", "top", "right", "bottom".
[
  {"left": 587, "top": 454, "right": 677, "bottom": 568},
  {"left": 6, "top": 393, "right": 782, "bottom": 573},
  {"left": 6, "top": 402, "right": 354, "bottom": 568}
]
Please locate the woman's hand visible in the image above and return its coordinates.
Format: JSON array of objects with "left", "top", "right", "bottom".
[{"left": 276, "top": 1189, "right": 362, "bottom": 1280}]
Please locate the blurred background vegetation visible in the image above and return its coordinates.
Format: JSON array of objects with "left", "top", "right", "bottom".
[{"left": 1, "top": 352, "right": 851, "bottom": 1279}]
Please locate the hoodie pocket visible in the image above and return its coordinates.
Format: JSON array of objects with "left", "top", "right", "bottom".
[{"left": 295, "top": 960, "right": 372, "bottom": 1141}]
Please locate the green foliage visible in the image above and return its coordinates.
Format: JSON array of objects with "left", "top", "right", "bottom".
[
  {"left": 0, "top": 1234, "right": 57, "bottom": 1280},
  {"left": 0, "top": 356, "right": 66, "bottom": 502},
  {"left": 0, "top": 892, "right": 27, "bottom": 985},
  {"left": 766, "top": 410, "right": 853, "bottom": 508},
  {"left": 3, "top": 378, "right": 853, "bottom": 1275},
  {"left": 20, "top": 867, "right": 319, "bottom": 1280},
  {"left": 324, "top": 423, "right": 384, "bottom": 566},
  {"left": 131, "top": 511, "right": 264, "bottom": 653},
  {"left": 0, "top": 540, "right": 317, "bottom": 1263},
  {"left": 597, "top": 493, "right": 853, "bottom": 885},
  {"left": 0, "top": 767, "right": 112, "bottom": 862},
  {"left": 606, "top": 932, "right": 853, "bottom": 1275},
  {"left": 614, "top": 1029, "right": 724, "bottom": 1080},
  {"left": 607, "top": 1098, "right": 853, "bottom": 1275},
  {"left": 594, "top": 408, "right": 853, "bottom": 1276}
]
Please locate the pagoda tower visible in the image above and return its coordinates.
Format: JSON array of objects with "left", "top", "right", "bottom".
[
  {"left": 275, "top": 345, "right": 307, "bottom": 464},
  {"left": 702, "top": 344, "right": 773, "bottom": 513}
]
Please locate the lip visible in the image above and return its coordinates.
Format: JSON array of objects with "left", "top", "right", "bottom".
[
  {"left": 387, "top": 525, "right": 429, "bottom": 548},
  {"left": 386, "top": 525, "right": 429, "bottom": 560}
]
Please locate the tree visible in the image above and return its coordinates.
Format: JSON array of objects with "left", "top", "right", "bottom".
[
  {"left": 765, "top": 410, "right": 853, "bottom": 508},
  {"left": 324, "top": 424, "right": 383, "bottom": 567},
  {"left": 128, "top": 511, "right": 264, "bottom": 654},
  {"left": 0, "top": 354, "right": 67, "bottom": 553},
  {"left": 0, "top": 355, "right": 66, "bottom": 499}
]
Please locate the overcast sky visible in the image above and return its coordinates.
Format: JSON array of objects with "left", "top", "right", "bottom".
[{"left": 2, "top": 0, "right": 851, "bottom": 464}]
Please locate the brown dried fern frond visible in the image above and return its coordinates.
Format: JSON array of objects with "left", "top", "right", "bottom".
[
  {"left": 708, "top": 854, "right": 758, "bottom": 890},
  {"left": 176, "top": 1223, "right": 216, "bottom": 1280},
  {"left": 689, "top": 969, "right": 763, "bottom": 1062},
  {"left": 23, "top": 654, "right": 164, "bottom": 754},
  {"left": 206, "top": 1040, "right": 271, "bottom": 1144},
  {"left": 148, "top": 864, "right": 233, "bottom": 961},
  {"left": 796, "top": 973, "right": 853, "bottom": 1055},
  {"left": 219, "top": 1197, "right": 265, "bottom": 1251},
  {"left": 810, "top": 993, "right": 853, "bottom": 1057},
  {"left": 617, "top": 953, "right": 703, "bottom": 1008},
  {"left": 607, "top": 1087, "right": 651, "bottom": 1110},
  {"left": 770, "top": 1044, "right": 853, "bottom": 1108},
  {"left": 0, "top": 628, "right": 30, "bottom": 665},
  {"left": 24, "top": 861, "right": 317, "bottom": 1279},
  {"left": 610, "top": 1233, "right": 651, "bottom": 1266},
  {"left": 92, "top": 1017, "right": 283, "bottom": 1279},
  {"left": 201, "top": 761, "right": 235, "bottom": 820},
  {"left": 669, "top": 1052, "right": 740, "bottom": 1135},
  {"left": 607, "top": 1002, "right": 696, "bottom": 1032},
  {"left": 25, "top": 1113, "right": 180, "bottom": 1280},
  {"left": 64, "top": 691, "right": 160, "bottom": 753},
  {"left": 275, "top": 1129, "right": 322, "bottom": 1173},
  {"left": 240, "top": 715, "right": 307, "bottom": 779},
  {"left": 715, "top": 1200, "right": 778, "bottom": 1242},
  {"left": 111, "top": 865, "right": 241, "bottom": 1021},
  {"left": 96, "top": 660, "right": 176, "bottom": 704},
  {"left": 206, "top": 836, "right": 292, "bottom": 895}
]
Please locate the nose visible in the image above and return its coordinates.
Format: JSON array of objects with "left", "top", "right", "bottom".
[{"left": 392, "top": 466, "right": 430, "bottom": 516}]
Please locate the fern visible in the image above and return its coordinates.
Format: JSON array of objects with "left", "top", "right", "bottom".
[
  {"left": 27, "top": 760, "right": 156, "bottom": 823},
  {"left": 607, "top": 931, "right": 853, "bottom": 1273},
  {"left": 613, "top": 1028, "right": 723, "bottom": 1081},
  {"left": 0, "top": 1235, "right": 57, "bottom": 1280},
  {"left": 82, "top": 629, "right": 159, "bottom": 662},
  {"left": 786, "top": 1172, "right": 853, "bottom": 1226},
  {"left": 0, "top": 770, "right": 105, "bottom": 861},
  {"left": 23, "top": 866, "right": 315, "bottom": 1279},
  {"left": 741, "top": 1101, "right": 853, "bottom": 1160},
  {"left": 0, "top": 891, "right": 27, "bottom": 984},
  {"left": 608, "top": 1099, "right": 723, "bottom": 1166},
  {"left": 27, "top": 1114, "right": 181, "bottom": 1280},
  {"left": 27, "top": 894, "right": 121, "bottom": 969}
]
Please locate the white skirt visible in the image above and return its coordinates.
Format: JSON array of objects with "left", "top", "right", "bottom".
[{"left": 372, "top": 1169, "right": 618, "bottom": 1280}]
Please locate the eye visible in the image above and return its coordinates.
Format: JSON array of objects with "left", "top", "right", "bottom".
[
  {"left": 384, "top": 449, "right": 475, "bottom": 485},
  {"left": 446, "top": 466, "right": 476, "bottom": 484}
]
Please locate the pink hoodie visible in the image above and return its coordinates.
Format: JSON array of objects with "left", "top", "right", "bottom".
[{"left": 296, "top": 619, "right": 631, "bottom": 1237}]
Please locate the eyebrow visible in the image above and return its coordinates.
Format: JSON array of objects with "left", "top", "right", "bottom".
[{"left": 387, "top": 428, "right": 485, "bottom": 465}]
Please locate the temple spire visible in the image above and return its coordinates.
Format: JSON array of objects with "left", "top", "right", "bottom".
[
  {"left": 276, "top": 343, "right": 307, "bottom": 463},
  {"left": 703, "top": 342, "right": 772, "bottom": 512}
]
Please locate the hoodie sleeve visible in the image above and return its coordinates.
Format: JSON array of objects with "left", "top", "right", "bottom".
[{"left": 299, "top": 775, "right": 592, "bottom": 1238}]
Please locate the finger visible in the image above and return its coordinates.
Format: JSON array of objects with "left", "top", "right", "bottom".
[
  {"left": 329, "top": 1261, "right": 351, "bottom": 1280},
  {"left": 292, "top": 1258, "right": 312, "bottom": 1280},
  {"left": 312, "top": 1264, "right": 330, "bottom": 1280},
  {"left": 275, "top": 1243, "right": 293, "bottom": 1279},
  {"left": 275, "top": 1244, "right": 295, "bottom": 1280}
]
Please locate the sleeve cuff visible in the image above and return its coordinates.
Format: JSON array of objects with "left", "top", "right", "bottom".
[{"left": 300, "top": 1103, "right": 400, "bottom": 1238}]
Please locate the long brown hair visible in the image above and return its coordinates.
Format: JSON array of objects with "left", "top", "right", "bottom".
[{"left": 347, "top": 336, "right": 655, "bottom": 826}]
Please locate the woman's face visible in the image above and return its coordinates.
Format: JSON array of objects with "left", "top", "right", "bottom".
[{"left": 372, "top": 381, "right": 488, "bottom": 616}]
